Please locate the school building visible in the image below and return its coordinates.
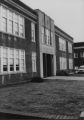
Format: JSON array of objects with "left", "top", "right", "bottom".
[{"left": 0, "top": 0, "right": 73, "bottom": 85}]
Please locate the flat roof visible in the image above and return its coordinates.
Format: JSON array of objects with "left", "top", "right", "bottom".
[{"left": 55, "top": 25, "right": 73, "bottom": 40}]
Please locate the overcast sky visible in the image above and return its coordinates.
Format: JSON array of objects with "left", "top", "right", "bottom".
[{"left": 21, "top": 0, "right": 84, "bottom": 42}]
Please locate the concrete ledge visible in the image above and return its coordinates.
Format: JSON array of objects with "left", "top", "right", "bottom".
[{"left": 0, "top": 109, "right": 79, "bottom": 119}]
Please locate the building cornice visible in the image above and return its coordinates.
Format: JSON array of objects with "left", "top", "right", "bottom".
[
  {"left": 55, "top": 25, "right": 73, "bottom": 42},
  {"left": 4, "top": 0, "right": 37, "bottom": 20}
]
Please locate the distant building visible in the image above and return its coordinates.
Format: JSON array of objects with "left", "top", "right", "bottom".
[
  {"left": 74, "top": 42, "right": 84, "bottom": 69},
  {"left": 55, "top": 26, "right": 74, "bottom": 73}
]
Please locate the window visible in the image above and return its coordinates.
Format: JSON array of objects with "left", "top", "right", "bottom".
[
  {"left": 59, "top": 38, "right": 66, "bottom": 51},
  {"left": 48, "top": 30, "right": 50, "bottom": 45},
  {"left": 3, "top": 48, "right": 8, "bottom": 72},
  {"left": 60, "top": 57, "right": 67, "bottom": 70},
  {"left": 32, "top": 52, "right": 37, "bottom": 72},
  {"left": 0, "top": 47, "right": 25, "bottom": 73},
  {"left": 1, "top": 5, "right": 25, "bottom": 37},
  {"left": 68, "top": 42, "right": 72, "bottom": 53},
  {"left": 16, "top": 50, "right": 19, "bottom": 71},
  {"left": 69, "top": 59, "right": 73, "bottom": 69},
  {"left": 20, "top": 50, "right": 25, "bottom": 71},
  {"left": 10, "top": 49, "right": 14, "bottom": 71},
  {"left": 74, "top": 53, "right": 78, "bottom": 58},
  {"left": 41, "top": 26, "right": 45, "bottom": 44},
  {"left": 2, "top": 7, "right": 7, "bottom": 32},
  {"left": 50, "top": 32, "right": 53, "bottom": 45},
  {"left": 45, "top": 29, "right": 47, "bottom": 44},
  {"left": 14, "top": 13, "right": 19, "bottom": 35},
  {"left": 80, "top": 52, "right": 84, "bottom": 58},
  {"left": 31, "top": 22, "right": 35, "bottom": 42},
  {"left": 8, "top": 11, "right": 13, "bottom": 33},
  {"left": 19, "top": 16, "right": 24, "bottom": 37}
]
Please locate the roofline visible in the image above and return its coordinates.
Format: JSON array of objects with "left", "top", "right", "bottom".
[
  {"left": 35, "top": 9, "right": 54, "bottom": 21},
  {"left": 4, "top": 0, "right": 37, "bottom": 20},
  {"left": 54, "top": 25, "right": 73, "bottom": 40}
]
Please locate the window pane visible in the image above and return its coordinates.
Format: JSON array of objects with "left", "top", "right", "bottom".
[
  {"left": 9, "top": 11, "right": 13, "bottom": 20},
  {"left": 2, "top": 7, "right": 7, "bottom": 18},
  {"left": 59, "top": 38, "right": 66, "bottom": 51},
  {"left": 14, "top": 22, "right": 19, "bottom": 35},
  {"left": 2, "top": 18, "right": 7, "bottom": 32},
  {"left": 3, "top": 58, "right": 8, "bottom": 71},
  {"left": 41, "top": 27, "right": 44, "bottom": 44},
  {"left": 8, "top": 20, "right": 13, "bottom": 33},
  {"left": 3, "top": 48, "right": 8, "bottom": 57},
  {"left": 19, "top": 25, "right": 23, "bottom": 37},
  {"left": 31, "top": 23, "right": 35, "bottom": 42}
]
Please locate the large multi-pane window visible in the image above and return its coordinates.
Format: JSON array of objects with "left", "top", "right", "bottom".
[
  {"left": 41, "top": 27, "right": 53, "bottom": 46},
  {"left": 59, "top": 38, "right": 66, "bottom": 51},
  {"left": 1, "top": 6, "right": 25, "bottom": 37},
  {"left": 0, "top": 46, "right": 25, "bottom": 73},
  {"left": 69, "top": 59, "right": 73, "bottom": 69},
  {"left": 32, "top": 52, "right": 37, "bottom": 72},
  {"left": 60, "top": 57, "right": 67, "bottom": 70},
  {"left": 80, "top": 52, "right": 84, "bottom": 58},
  {"left": 68, "top": 42, "right": 72, "bottom": 53},
  {"left": 31, "top": 22, "right": 35, "bottom": 42}
]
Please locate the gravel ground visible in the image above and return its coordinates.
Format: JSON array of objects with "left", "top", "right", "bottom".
[{"left": 0, "top": 79, "right": 84, "bottom": 117}]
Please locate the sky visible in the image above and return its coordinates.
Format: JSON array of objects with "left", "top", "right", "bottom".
[{"left": 21, "top": 0, "right": 84, "bottom": 42}]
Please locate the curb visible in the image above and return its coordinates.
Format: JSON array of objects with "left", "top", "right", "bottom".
[{"left": 0, "top": 109, "right": 79, "bottom": 120}]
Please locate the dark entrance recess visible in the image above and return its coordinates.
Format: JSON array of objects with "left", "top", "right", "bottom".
[{"left": 43, "top": 53, "right": 53, "bottom": 77}]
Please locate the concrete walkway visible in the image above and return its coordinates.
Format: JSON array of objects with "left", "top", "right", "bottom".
[{"left": 45, "top": 76, "right": 84, "bottom": 81}]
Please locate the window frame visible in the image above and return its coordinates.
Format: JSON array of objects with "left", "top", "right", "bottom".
[
  {"left": 0, "top": 5, "right": 25, "bottom": 38},
  {"left": 31, "top": 22, "right": 35, "bottom": 42}
]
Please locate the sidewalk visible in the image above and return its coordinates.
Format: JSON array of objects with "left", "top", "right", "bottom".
[{"left": 45, "top": 76, "right": 84, "bottom": 81}]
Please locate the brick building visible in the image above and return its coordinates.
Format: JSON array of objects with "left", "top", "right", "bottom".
[
  {"left": 0, "top": 0, "right": 38, "bottom": 85},
  {"left": 0, "top": 0, "right": 74, "bottom": 85},
  {"left": 55, "top": 26, "right": 73, "bottom": 73},
  {"left": 74, "top": 42, "right": 84, "bottom": 69}
]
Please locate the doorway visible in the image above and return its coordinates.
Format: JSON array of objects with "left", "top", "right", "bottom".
[{"left": 43, "top": 53, "right": 53, "bottom": 77}]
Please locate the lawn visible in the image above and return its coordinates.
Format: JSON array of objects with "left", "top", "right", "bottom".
[{"left": 0, "top": 79, "right": 84, "bottom": 118}]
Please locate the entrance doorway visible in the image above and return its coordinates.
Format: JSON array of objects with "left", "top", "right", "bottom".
[{"left": 43, "top": 53, "right": 53, "bottom": 77}]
